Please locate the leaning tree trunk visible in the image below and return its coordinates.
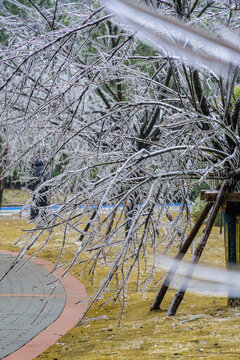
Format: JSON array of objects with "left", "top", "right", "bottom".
[
  {"left": 166, "top": 181, "right": 226, "bottom": 316},
  {"left": 150, "top": 202, "right": 213, "bottom": 311}
]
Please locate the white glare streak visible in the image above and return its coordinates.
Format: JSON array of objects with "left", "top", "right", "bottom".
[
  {"left": 104, "top": 0, "right": 240, "bottom": 71},
  {"left": 157, "top": 255, "right": 240, "bottom": 297}
]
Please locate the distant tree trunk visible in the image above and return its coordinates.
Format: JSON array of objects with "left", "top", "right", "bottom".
[
  {"left": 125, "top": 190, "right": 138, "bottom": 239},
  {"left": 0, "top": 147, "right": 8, "bottom": 209},
  {"left": 0, "top": 185, "right": 3, "bottom": 209}
]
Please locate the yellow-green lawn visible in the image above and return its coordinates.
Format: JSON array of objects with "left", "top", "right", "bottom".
[{"left": 0, "top": 194, "right": 239, "bottom": 360}]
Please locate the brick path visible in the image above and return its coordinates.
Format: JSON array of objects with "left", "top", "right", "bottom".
[{"left": 0, "top": 251, "right": 88, "bottom": 360}]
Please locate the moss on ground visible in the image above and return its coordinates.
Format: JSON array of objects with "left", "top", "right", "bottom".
[{"left": 0, "top": 215, "right": 240, "bottom": 360}]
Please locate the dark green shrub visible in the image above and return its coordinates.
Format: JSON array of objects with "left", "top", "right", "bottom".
[{"left": 190, "top": 182, "right": 210, "bottom": 202}]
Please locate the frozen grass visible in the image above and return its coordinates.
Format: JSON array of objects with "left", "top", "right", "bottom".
[
  {"left": 2, "top": 189, "right": 30, "bottom": 206},
  {"left": 0, "top": 215, "right": 239, "bottom": 360}
]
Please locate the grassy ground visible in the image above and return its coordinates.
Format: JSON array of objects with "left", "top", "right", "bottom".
[
  {"left": 2, "top": 188, "right": 30, "bottom": 206},
  {"left": 1, "top": 207, "right": 240, "bottom": 359}
]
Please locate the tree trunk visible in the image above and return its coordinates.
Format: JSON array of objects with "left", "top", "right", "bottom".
[
  {"left": 150, "top": 201, "right": 213, "bottom": 311},
  {"left": 167, "top": 180, "right": 226, "bottom": 316},
  {"left": 0, "top": 147, "right": 8, "bottom": 209},
  {"left": 224, "top": 202, "right": 240, "bottom": 306}
]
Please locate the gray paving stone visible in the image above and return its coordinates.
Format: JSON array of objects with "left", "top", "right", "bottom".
[{"left": 0, "top": 254, "right": 66, "bottom": 359}]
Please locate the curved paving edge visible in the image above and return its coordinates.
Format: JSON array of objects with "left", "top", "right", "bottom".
[{"left": 0, "top": 250, "right": 88, "bottom": 360}]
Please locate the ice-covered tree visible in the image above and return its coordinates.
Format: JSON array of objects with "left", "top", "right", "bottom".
[{"left": 1, "top": 0, "right": 240, "bottom": 315}]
